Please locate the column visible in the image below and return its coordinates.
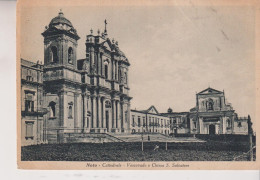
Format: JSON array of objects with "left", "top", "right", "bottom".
[
  {"left": 101, "top": 98, "right": 104, "bottom": 128},
  {"left": 111, "top": 100, "right": 115, "bottom": 128},
  {"left": 59, "top": 91, "right": 65, "bottom": 128},
  {"left": 115, "top": 61, "right": 118, "bottom": 81},
  {"left": 58, "top": 91, "right": 65, "bottom": 143},
  {"left": 116, "top": 101, "right": 119, "bottom": 129},
  {"left": 90, "top": 48, "right": 95, "bottom": 74},
  {"left": 108, "top": 101, "right": 113, "bottom": 132},
  {"left": 120, "top": 101, "right": 124, "bottom": 130},
  {"left": 91, "top": 95, "right": 97, "bottom": 128},
  {"left": 98, "top": 96, "right": 102, "bottom": 129},
  {"left": 102, "top": 98, "right": 106, "bottom": 128},
  {"left": 82, "top": 94, "right": 87, "bottom": 130},
  {"left": 113, "top": 100, "right": 117, "bottom": 129},
  {"left": 199, "top": 117, "right": 203, "bottom": 134},
  {"left": 96, "top": 52, "right": 100, "bottom": 75},
  {"left": 113, "top": 61, "right": 116, "bottom": 80},
  {"left": 222, "top": 116, "right": 226, "bottom": 134},
  {"left": 219, "top": 116, "right": 223, "bottom": 134},
  {"left": 100, "top": 53, "right": 103, "bottom": 76},
  {"left": 87, "top": 95, "right": 91, "bottom": 129},
  {"left": 74, "top": 93, "right": 78, "bottom": 132}
]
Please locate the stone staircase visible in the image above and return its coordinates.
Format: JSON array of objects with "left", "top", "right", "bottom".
[
  {"left": 47, "top": 132, "right": 205, "bottom": 144},
  {"left": 66, "top": 133, "right": 125, "bottom": 143},
  {"left": 111, "top": 133, "right": 205, "bottom": 143}
]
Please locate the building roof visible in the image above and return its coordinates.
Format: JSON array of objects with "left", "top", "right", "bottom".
[
  {"left": 21, "top": 58, "right": 43, "bottom": 70},
  {"left": 197, "top": 87, "right": 223, "bottom": 95},
  {"left": 49, "top": 10, "right": 73, "bottom": 27},
  {"left": 42, "top": 10, "right": 80, "bottom": 40},
  {"left": 161, "top": 112, "right": 189, "bottom": 116}
]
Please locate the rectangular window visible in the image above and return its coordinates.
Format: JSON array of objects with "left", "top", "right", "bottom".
[
  {"left": 138, "top": 116, "right": 141, "bottom": 127},
  {"left": 25, "top": 91, "right": 35, "bottom": 112},
  {"left": 132, "top": 115, "right": 135, "bottom": 127},
  {"left": 25, "top": 122, "right": 34, "bottom": 139},
  {"left": 143, "top": 117, "right": 145, "bottom": 126}
]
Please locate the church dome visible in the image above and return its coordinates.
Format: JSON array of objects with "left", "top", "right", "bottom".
[
  {"left": 49, "top": 10, "right": 73, "bottom": 28},
  {"left": 42, "top": 10, "right": 80, "bottom": 40}
]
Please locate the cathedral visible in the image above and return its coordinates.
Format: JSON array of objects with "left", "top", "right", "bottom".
[
  {"left": 21, "top": 10, "right": 131, "bottom": 145},
  {"left": 20, "top": 11, "right": 249, "bottom": 146}
]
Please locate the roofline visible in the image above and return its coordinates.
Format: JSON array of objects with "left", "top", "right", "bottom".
[{"left": 197, "top": 87, "right": 223, "bottom": 94}]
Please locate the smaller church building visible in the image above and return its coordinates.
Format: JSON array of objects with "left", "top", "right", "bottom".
[{"left": 189, "top": 88, "right": 248, "bottom": 135}]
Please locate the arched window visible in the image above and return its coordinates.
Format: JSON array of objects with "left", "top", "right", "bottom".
[
  {"left": 68, "top": 105, "right": 73, "bottom": 118},
  {"left": 49, "top": 101, "right": 56, "bottom": 118},
  {"left": 207, "top": 99, "right": 214, "bottom": 110},
  {"left": 68, "top": 47, "right": 73, "bottom": 64},
  {"left": 50, "top": 46, "right": 58, "bottom": 63}
]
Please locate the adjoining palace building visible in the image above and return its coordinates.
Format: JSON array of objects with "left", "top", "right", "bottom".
[{"left": 130, "top": 106, "right": 170, "bottom": 135}]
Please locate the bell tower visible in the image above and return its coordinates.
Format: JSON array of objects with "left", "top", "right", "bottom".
[
  {"left": 42, "top": 10, "right": 80, "bottom": 69},
  {"left": 42, "top": 10, "right": 82, "bottom": 144}
]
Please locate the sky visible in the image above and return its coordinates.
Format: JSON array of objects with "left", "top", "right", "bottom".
[{"left": 20, "top": 5, "right": 256, "bottom": 123}]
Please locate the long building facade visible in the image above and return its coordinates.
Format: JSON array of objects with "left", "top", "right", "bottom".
[
  {"left": 130, "top": 106, "right": 170, "bottom": 135},
  {"left": 20, "top": 11, "right": 249, "bottom": 146}
]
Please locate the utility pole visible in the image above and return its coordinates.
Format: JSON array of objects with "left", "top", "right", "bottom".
[{"left": 247, "top": 115, "right": 253, "bottom": 161}]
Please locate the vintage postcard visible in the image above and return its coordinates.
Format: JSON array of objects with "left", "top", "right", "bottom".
[{"left": 17, "top": 0, "right": 260, "bottom": 170}]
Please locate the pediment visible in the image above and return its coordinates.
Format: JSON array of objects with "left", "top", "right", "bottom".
[
  {"left": 147, "top": 105, "right": 159, "bottom": 114},
  {"left": 198, "top": 87, "right": 223, "bottom": 95},
  {"left": 101, "top": 40, "right": 113, "bottom": 52}
]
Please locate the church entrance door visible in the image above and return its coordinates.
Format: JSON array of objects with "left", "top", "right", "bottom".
[{"left": 209, "top": 124, "right": 215, "bottom": 135}]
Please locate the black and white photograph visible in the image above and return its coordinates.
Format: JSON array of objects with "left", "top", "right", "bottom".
[{"left": 17, "top": 0, "right": 259, "bottom": 169}]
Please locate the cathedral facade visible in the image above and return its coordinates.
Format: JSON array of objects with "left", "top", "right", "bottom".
[{"left": 21, "top": 10, "right": 131, "bottom": 145}]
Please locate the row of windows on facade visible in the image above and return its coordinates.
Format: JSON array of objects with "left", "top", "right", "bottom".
[
  {"left": 132, "top": 128, "right": 170, "bottom": 134},
  {"left": 169, "top": 117, "right": 183, "bottom": 124},
  {"left": 50, "top": 46, "right": 74, "bottom": 64},
  {"left": 132, "top": 116, "right": 170, "bottom": 127}
]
